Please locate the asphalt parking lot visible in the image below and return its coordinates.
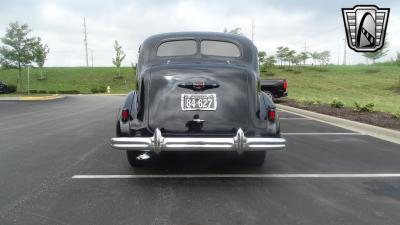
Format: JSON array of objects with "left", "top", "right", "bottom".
[{"left": 1, "top": 95, "right": 400, "bottom": 225}]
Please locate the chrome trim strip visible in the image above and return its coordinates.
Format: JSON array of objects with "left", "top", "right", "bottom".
[{"left": 110, "top": 128, "right": 286, "bottom": 153}]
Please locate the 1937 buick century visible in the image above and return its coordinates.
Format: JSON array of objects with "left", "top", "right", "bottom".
[{"left": 110, "top": 32, "right": 286, "bottom": 167}]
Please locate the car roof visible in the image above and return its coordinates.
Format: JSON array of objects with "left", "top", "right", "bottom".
[
  {"left": 144, "top": 31, "right": 253, "bottom": 44},
  {"left": 139, "top": 32, "right": 258, "bottom": 68}
]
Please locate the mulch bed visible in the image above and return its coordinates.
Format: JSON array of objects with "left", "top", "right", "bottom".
[{"left": 277, "top": 99, "right": 400, "bottom": 131}]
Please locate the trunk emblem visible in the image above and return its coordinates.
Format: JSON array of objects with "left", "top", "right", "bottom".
[
  {"left": 192, "top": 82, "right": 205, "bottom": 90},
  {"left": 178, "top": 81, "right": 219, "bottom": 91}
]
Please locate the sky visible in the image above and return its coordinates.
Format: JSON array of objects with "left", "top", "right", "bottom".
[{"left": 0, "top": 0, "right": 399, "bottom": 66}]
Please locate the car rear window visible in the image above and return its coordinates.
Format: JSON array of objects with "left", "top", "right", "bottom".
[
  {"left": 201, "top": 40, "right": 241, "bottom": 57},
  {"left": 157, "top": 40, "right": 197, "bottom": 57}
]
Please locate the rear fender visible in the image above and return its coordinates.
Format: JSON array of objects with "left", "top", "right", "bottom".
[
  {"left": 118, "top": 91, "right": 137, "bottom": 135},
  {"left": 259, "top": 92, "right": 280, "bottom": 136}
]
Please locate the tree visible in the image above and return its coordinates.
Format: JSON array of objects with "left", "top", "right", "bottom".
[
  {"left": 257, "top": 51, "right": 266, "bottom": 66},
  {"left": 265, "top": 56, "right": 276, "bottom": 67},
  {"left": 276, "top": 46, "right": 289, "bottom": 66},
  {"left": 299, "top": 51, "right": 310, "bottom": 65},
  {"left": 318, "top": 51, "right": 330, "bottom": 66},
  {"left": 112, "top": 41, "right": 126, "bottom": 78},
  {"left": 310, "top": 51, "right": 318, "bottom": 65},
  {"left": 291, "top": 54, "right": 302, "bottom": 66},
  {"left": 395, "top": 51, "right": 400, "bottom": 67},
  {"left": 285, "top": 49, "right": 296, "bottom": 66},
  {"left": 362, "top": 39, "right": 389, "bottom": 64},
  {"left": 33, "top": 37, "right": 50, "bottom": 80},
  {"left": 223, "top": 27, "right": 242, "bottom": 35},
  {"left": 0, "top": 22, "right": 36, "bottom": 92}
]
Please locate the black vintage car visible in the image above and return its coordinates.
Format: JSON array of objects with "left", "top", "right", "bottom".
[{"left": 110, "top": 32, "right": 286, "bottom": 167}]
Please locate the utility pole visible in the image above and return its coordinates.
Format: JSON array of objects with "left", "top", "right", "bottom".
[
  {"left": 342, "top": 38, "right": 347, "bottom": 65},
  {"left": 91, "top": 49, "right": 94, "bottom": 68},
  {"left": 303, "top": 41, "right": 307, "bottom": 65},
  {"left": 83, "top": 17, "right": 89, "bottom": 67},
  {"left": 251, "top": 18, "right": 254, "bottom": 42},
  {"left": 337, "top": 44, "right": 340, "bottom": 65}
]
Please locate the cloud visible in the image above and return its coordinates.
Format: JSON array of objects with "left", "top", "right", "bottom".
[{"left": 0, "top": 0, "right": 399, "bottom": 66}]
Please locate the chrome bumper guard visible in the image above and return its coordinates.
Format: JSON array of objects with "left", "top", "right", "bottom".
[{"left": 110, "top": 128, "right": 285, "bottom": 154}]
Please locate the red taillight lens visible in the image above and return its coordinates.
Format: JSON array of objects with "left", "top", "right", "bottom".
[
  {"left": 121, "top": 108, "right": 129, "bottom": 122},
  {"left": 267, "top": 109, "right": 276, "bottom": 122},
  {"left": 283, "top": 80, "right": 287, "bottom": 91}
]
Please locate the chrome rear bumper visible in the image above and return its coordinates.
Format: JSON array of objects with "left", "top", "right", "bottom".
[{"left": 110, "top": 128, "right": 285, "bottom": 154}]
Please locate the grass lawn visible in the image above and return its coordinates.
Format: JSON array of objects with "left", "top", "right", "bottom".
[
  {"left": 0, "top": 67, "right": 136, "bottom": 94},
  {"left": 261, "top": 65, "right": 400, "bottom": 114},
  {"left": 1, "top": 65, "right": 399, "bottom": 114}
]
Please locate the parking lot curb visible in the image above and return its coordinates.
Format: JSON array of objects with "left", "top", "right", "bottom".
[
  {"left": 277, "top": 104, "right": 400, "bottom": 145},
  {"left": 77, "top": 94, "right": 127, "bottom": 96},
  {"left": 0, "top": 95, "right": 65, "bottom": 101},
  {"left": 94, "top": 94, "right": 127, "bottom": 96}
]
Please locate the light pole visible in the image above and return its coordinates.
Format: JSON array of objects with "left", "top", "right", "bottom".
[{"left": 27, "top": 66, "right": 30, "bottom": 95}]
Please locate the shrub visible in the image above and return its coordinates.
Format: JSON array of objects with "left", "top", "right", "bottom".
[
  {"left": 57, "top": 90, "right": 80, "bottom": 94},
  {"left": 91, "top": 87, "right": 99, "bottom": 93},
  {"left": 330, "top": 98, "right": 344, "bottom": 108},
  {"left": 6, "top": 84, "right": 17, "bottom": 93},
  {"left": 29, "top": 90, "right": 37, "bottom": 94},
  {"left": 70, "top": 90, "right": 80, "bottom": 94},
  {"left": 297, "top": 98, "right": 321, "bottom": 106},
  {"left": 63, "top": 90, "right": 80, "bottom": 94},
  {"left": 312, "top": 99, "right": 321, "bottom": 105},
  {"left": 38, "top": 90, "right": 47, "bottom": 94},
  {"left": 49, "top": 91, "right": 56, "bottom": 94},
  {"left": 98, "top": 86, "right": 107, "bottom": 93},
  {"left": 391, "top": 112, "right": 400, "bottom": 120},
  {"left": 354, "top": 102, "right": 374, "bottom": 112}
]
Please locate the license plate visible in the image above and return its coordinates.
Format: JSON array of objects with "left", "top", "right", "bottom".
[{"left": 181, "top": 94, "right": 217, "bottom": 111}]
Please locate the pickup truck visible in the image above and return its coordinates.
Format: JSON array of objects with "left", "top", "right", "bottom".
[
  {"left": 0, "top": 81, "right": 8, "bottom": 93},
  {"left": 110, "top": 32, "right": 286, "bottom": 167},
  {"left": 260, "top": 79, "right": 287, "bottom": 100}
]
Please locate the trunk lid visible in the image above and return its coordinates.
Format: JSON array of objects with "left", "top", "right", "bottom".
[{"left": 147, "top": 63, "right": 250, "bottom": 135}]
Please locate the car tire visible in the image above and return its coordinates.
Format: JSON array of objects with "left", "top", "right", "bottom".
[
  {"left": 242, "top": 151, "right": 266, "bottom": 167},
  {"left": 126, "top": 151, "right": 149, "bottom": 167}
]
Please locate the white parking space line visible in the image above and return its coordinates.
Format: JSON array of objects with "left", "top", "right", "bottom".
[
  {"left": 279, "top": 118, "right": 311, "bottom": 120},
  {"left": 72, "top": 174, "right": 400, "bottom": 179},
  {"left": 282, "top": 132, "right": 366, "bottom": 135}
]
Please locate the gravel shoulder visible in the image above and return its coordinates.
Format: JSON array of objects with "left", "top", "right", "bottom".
[{"left": 277, "top": 98, "right": 400, "bottom": 131}]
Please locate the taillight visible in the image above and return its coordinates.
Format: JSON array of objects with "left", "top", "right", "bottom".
[
  {"left": 283, "top": 80, "right": 287, "bottom": 91},
  {"left": 267, "top": 109, "right": 276, "bottom": 122},
  {"left": 121, "top": 108, "right": 129, "bottom": 122}
]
